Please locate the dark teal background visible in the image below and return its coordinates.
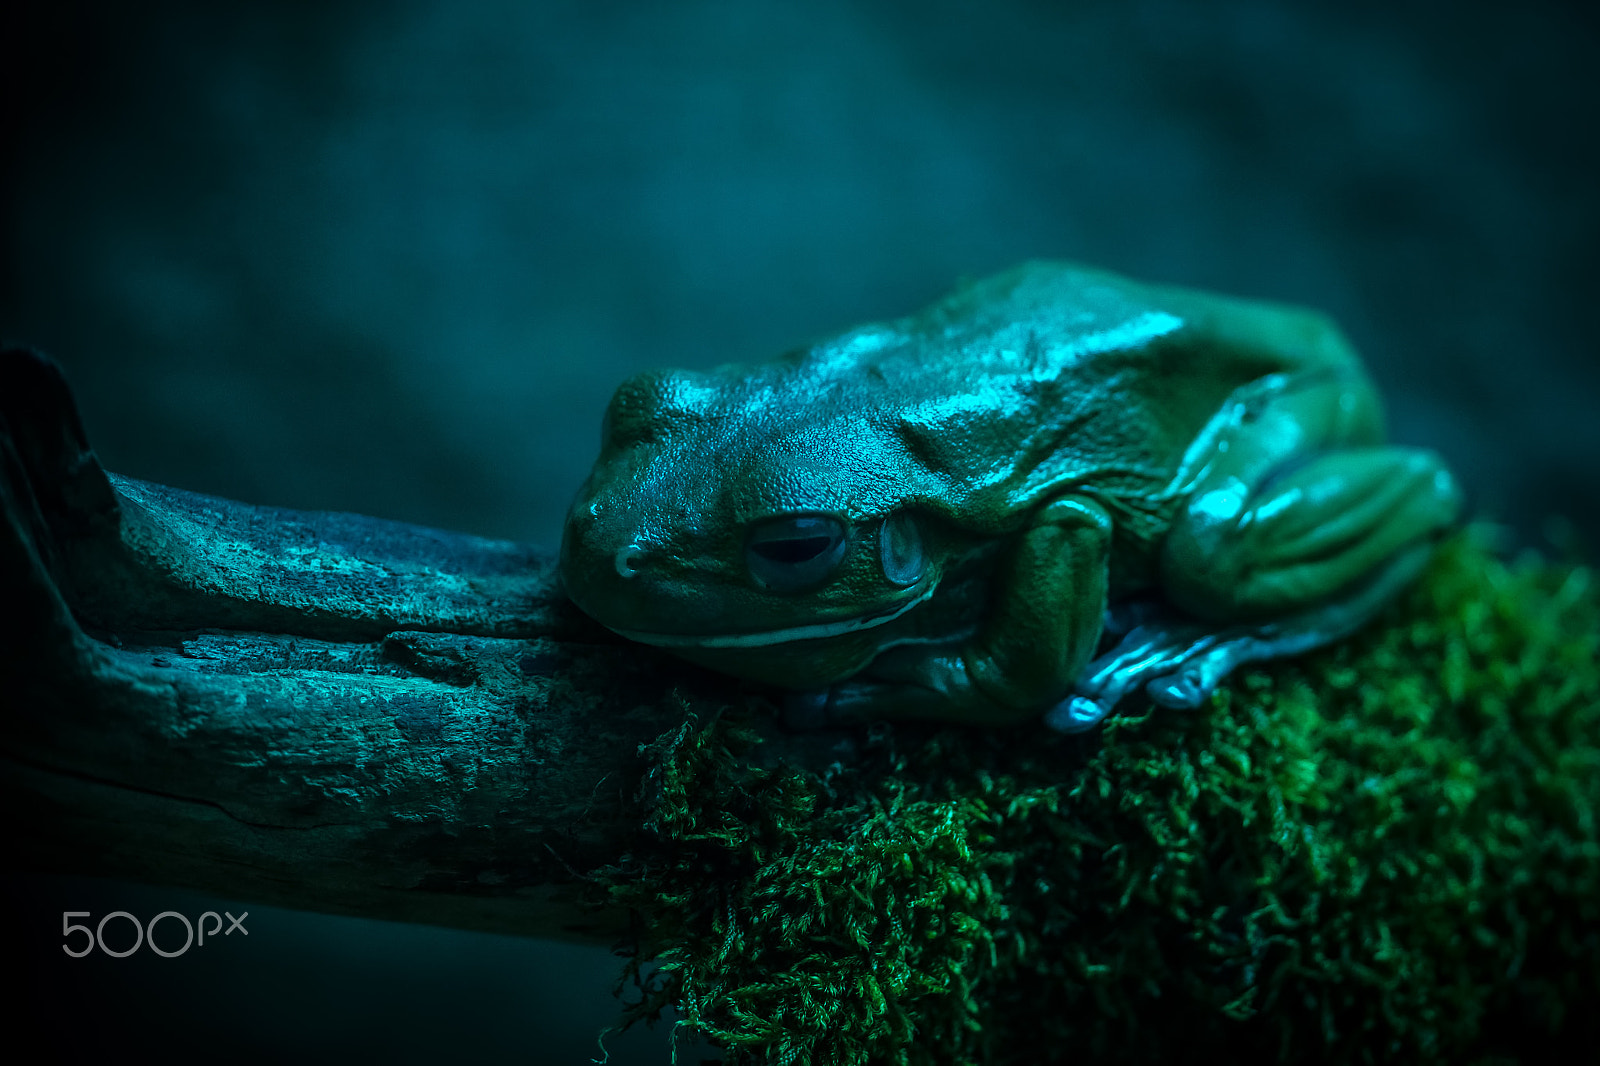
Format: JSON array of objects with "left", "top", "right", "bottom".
[{"left": 3, "top": 1, "right": 1596, "bottom": 1062}]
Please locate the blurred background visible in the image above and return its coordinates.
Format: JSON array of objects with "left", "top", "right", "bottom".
[{"left": 3, "top": 0, "right": 1596, "bottom": 1061}]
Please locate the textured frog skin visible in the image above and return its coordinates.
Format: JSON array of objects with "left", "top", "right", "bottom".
[{"left": 560, "top": 261, "right": 1462, "bottom": 730}]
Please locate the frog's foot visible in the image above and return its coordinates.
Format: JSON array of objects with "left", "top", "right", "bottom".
[
  {"left": 1043, "top": 621, "right": 1219, "bottom": 733},
  {"left": 1045, "top": 541, "right": 1433, "bottom": 734},
  {"left": 781, "top": 670, "right": 1003, "bottom": 730},
  {"left": 782, "top": 688, "right": 836, "bottom": 731}
]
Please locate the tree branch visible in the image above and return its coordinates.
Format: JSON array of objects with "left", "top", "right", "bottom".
[{"left": 0, "top": 346, "right": 760, "bottom": 942}]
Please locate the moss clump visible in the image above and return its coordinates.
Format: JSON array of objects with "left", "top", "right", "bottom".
[{"left": 602, "top": 534, "right": 1600, "bottom": 1064}]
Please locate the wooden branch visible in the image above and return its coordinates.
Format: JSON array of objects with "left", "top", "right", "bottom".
[{"left": 0, "top": 346, "right": 772, "bottom": 942}]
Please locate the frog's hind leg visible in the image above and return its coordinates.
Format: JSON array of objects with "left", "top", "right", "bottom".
[
  {"left": 1051, "top": 369, "right": 1463, "bottom": 733},
  {"left": 1061, "top": 537, "right": 1432, "bottom": 731},
  {"left": 1162, "top": 443, "right": 1463, "bottom": 625}
]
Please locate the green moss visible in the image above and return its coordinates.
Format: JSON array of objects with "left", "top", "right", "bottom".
[{"left": 601, "top": 533, "right": 1600, "bottom": 1064}]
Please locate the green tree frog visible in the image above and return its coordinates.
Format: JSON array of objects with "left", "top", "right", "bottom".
[{"left": 561, "top": 261, "right": 1462, "bottom": 732}]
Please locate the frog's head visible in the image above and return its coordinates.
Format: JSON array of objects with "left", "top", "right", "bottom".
[{"left": 560, "top": 364, "right": 942, "bottom": 687}]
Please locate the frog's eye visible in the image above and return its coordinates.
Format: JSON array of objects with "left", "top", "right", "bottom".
[
  {"left": 745, "top": 514, "right": 849, "bottom": 592},
  {"left": 879, "top": 511, "right": 925, "bottom": 587}
]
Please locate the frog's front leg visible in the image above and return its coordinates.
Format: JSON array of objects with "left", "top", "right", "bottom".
[{"left": 796, "top": 495, "right": 1112, "bottom": 727}]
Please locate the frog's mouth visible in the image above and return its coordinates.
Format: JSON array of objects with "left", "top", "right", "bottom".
[{"left": 608, "top": 583, "right": 936, "bottom": 649}]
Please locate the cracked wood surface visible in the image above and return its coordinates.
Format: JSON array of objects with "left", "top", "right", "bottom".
[{"left": 0, "top": 346, "right": 772, "bottom": 942}]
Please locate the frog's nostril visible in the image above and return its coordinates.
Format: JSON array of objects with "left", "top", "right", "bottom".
[{"left": 615, "top": 543, "right": 645, "bottom": 579}]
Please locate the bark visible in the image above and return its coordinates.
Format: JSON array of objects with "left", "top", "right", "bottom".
[{"left": 0, "top": 346, "right": 772, "bottom": 943}]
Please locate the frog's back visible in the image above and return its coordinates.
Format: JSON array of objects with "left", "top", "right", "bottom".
[
  {"left": 896, "top": 260, "right": 1355, "bottom": 410},
  {"left": 836, "top": 260, "right": 1366, "bottom": 537}
]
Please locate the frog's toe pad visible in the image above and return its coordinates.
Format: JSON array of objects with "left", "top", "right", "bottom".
[
  {"left": 1045, "top": 695, "right": 1109, "bottom": 734},
  {"left": 1145, "top": 668, "right": 1209, "bottom": 710}
]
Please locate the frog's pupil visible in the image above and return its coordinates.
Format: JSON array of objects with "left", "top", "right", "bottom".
[
  {"left": 752, "top": 536, "right": 833, "bottom": 564},
  {"left": 745, "top": 514, "right": 849, "bottom": 592}
]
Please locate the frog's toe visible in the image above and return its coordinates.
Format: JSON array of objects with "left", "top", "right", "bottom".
[
  {"left": 782, "top": 688, "right": 835, "bottom": 731},
  {"left": 1146, "top": 667, "right": 1208, "bottom": 709},
  {"left": 792, "top": 679, "right": 908, "bottom": 725},
  {"left": 1144, "top": 634, "right": 1270, "bottom": 710},
  {"left": 1044, "top": 694, "right": 1111, "bottom": 734}
]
